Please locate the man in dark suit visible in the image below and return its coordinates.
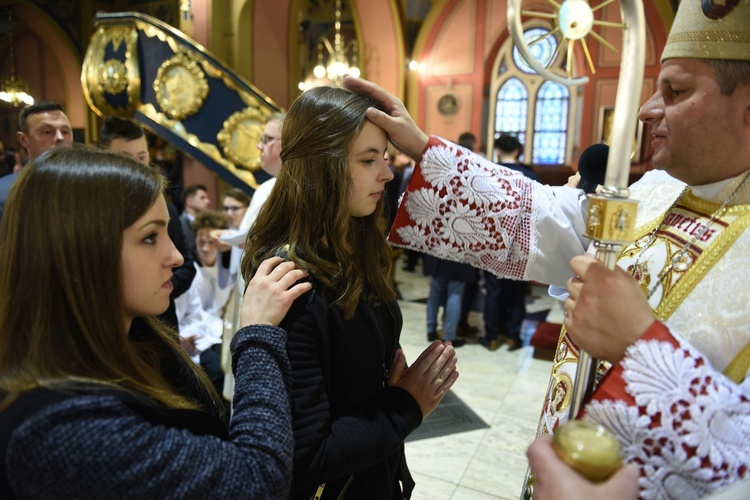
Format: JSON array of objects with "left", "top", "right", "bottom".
[{"left": 0, "top": 102, "right": 73, "bottom": 220}]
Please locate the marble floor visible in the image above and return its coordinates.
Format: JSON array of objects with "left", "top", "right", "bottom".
[{"left": 393, "top": 258, "right": 563, "bottom": 500}]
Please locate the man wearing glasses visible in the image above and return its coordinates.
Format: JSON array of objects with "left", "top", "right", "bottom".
[{"left": 252, "top": 112, "right": 286, "bottom": 200}]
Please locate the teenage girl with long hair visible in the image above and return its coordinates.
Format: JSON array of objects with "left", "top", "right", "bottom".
[
  {"left": 0, "top": 147, "right": 310, "bottom": 498},
  {"left": 243, "top": 86, "right": 460, "bottom": 499}
]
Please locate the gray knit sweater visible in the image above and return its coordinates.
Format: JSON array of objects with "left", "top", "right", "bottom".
[{"left": 3, "top": 324, "right": 294, "bottom": 499}]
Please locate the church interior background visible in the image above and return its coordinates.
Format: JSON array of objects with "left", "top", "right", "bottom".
[{"left": 0, "top": 1, "right": 680, "bottom": 498}]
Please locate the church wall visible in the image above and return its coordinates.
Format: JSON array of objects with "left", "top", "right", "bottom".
[
  {"left": 0, "top": 0, "right": 675, "bottom": 190},
  {"left": 408, "top": 0, "right": 673, "bottom": 175}
]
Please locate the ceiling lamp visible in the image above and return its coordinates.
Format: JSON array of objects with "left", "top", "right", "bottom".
[
  {"left": 0, "top": 9, "right": 34, "bottom": 107},
  {"left": 312, "top": 0, "right": 360, "bottom": 83}
]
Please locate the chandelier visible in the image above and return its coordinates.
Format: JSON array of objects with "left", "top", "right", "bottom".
[
  {"left": 0, "top": 9, "right": 33, "bottom": 107},
  {"left": 306, "top": 0, "right": 359, "bottom": 88}
]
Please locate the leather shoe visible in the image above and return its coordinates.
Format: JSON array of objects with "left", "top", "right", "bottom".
[
  {"left": 449, "top": 338, "right": 467, "bottom": 348},
  {"left": 507, "top": 339, "right": 524, "bottom": 351},
  {"left": 479, "top": 338, "right": 500, "bottom": 351},
  {"left": 456, "top": 324, "right": 479, "bottom": 337},
  {"left": 427, "top": 331, "right": 438, "bottom": 342}
]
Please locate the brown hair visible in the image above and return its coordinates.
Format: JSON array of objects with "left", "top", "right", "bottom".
[
  {"left": 0, "top": 147, "right": 220, "bottom": 412},
  {"left": 191, "top": 209, "right": 229, "bottom": 232},
  {"left": 243, "top": 86, "right": 395, "bottom": 318},
  {"left": 223, "top": 187, "right": 251, "bottom": 207},
  {"left": 707, "top": 59, "right": 750, "bottom": 95}
]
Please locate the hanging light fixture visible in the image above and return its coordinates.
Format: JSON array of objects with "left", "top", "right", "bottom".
[
  {"left": 0, "top": 9, "right": 34, "bottom": 107},
  {"left": 312, "top": 0, "right": 360, "bottom": 83}
]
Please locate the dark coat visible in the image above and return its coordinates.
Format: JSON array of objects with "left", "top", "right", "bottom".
[
  {"left": 281, "top": 284, "right": 422, "bottom": 499},
  {"left": 501, "top": 161, "right": 540, "bottom": 182},
  {"left": 0, "top": 322, "right": 294, "bottom": 499},
  {"left": 0, "top": 171, "right": 19, "bottom": 221}
]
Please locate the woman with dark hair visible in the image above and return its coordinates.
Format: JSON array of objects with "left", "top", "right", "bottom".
[
  {"left": 0, "top": 147, "right": 310, "bottom": 498},
  {"left": 243, "top": 86, "right": 460, "bottom": 499}
]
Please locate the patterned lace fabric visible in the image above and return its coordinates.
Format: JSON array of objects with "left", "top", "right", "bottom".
[
  {"left": 391, "top": 137, "right": 541, "bottom": 281},
  {"left": 584, "top": 323, "right": 750, "bottom": 499}
]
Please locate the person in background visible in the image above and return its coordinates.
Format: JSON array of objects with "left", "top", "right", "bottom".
[
  {"left": 219, "top": 113, "right": 286, "bottom": 400},
  {"left": 222, "top": 188, "right": 251, "bottom": 230},
  {"left": 384, "top": 143, "right": 405, "bottom": 229},
  {"left": 244, "top": 86, "right": 459, "bottom": 499},
  {"left": 480, "top": 134, "right": 539, "bottom": 352},
  {"left": 423, "top": 254, "right": 474, "bottom": 348},
  {"left": 11, "top": 150, "right": 25, "bottom": 174},
  {"left": 0, "top": 147, "right": 311, "bottom": 498},
  {"left": 0, "top": 142, "right": 11, "bottom": 178},
  {"left": 455, "top": 131, "right": 482, "bottom": 339},
  {"left": 175, "top": 209, "right": 234, "bottom": 397},
  {"left": 0, "top": 101, "right": 73, "bottom": 220},
  {"left": 191, "top": 210, "right": 234, "bottom": 318},
  {"left": 180, "top": 184, "right": 211, "bottom": 260},
  {"left": 100, "top": 116, "right": 195, "bottom": 332},
  {"left": 247, "top": 111, "right": 286, "bottom": 187},
  {"left": 220, "top": 187, "right": 252, "bottom": 288}
]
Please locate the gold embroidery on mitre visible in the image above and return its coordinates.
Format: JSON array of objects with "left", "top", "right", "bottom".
[{"left": 662, "top": 0, "right": 750, "bottom": 62}]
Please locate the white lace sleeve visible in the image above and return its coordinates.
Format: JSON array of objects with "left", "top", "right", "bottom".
[
  {"left": 389, "top": 137, "right": 589, "bottom": 287},
  {"left": 584, "top": 332, "right": 750, "bottom": 499}
]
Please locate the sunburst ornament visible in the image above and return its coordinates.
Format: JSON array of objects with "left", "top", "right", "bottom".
[{"left": 508, "top": 0, "right": 625, "bottom": 85}]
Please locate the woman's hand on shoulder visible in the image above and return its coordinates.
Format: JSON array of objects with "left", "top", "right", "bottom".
[
  {"left": 387, "top": 341, "right": 459, "bottom": 419},
  {"left": 240, "top": 256, "right": 312, "bottom": 328}
]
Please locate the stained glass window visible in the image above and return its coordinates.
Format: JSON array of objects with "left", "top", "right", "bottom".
[
  {"left": 493, "top": 27, "right": 571, "bottom": 166},
  {"left": 495, "top": 77, "right": 528, "bottom": 146},
  {"left": 533, "top": 81, "right": 569, "bottom": 164},
  {"left": 513, "top": 28, "right": 558, "bottom": 74}
]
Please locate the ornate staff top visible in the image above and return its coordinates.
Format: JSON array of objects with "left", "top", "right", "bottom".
[{"left": 507, "top": 0, "right": 646, "bottom": 417}]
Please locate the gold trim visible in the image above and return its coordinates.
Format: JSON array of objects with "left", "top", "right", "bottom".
[
  {"left": 655, "top": 196, "right": 750, "bottom": 319},
  {"left": 154, "top": 52, "right": 210, "bottom": 120},
  {"left": 135, "top": 17, "right": 280, "bottom": 111},
  {"left": 551, "top": 372, "right": 573, "bottom": 414},
  {"left": 217, "top": 107, "right": 269, "bottom": 170},
  {"left": 668, "top": 30, "right": 750, "bottom": 43},
  {"left": 100, "top": 59, "right": 129, "bottom": 95},
  {"left": 625, "top": 191, "right": 750, "bottom": 320},
  {"left": 108, "top": 26, "right": 131, "bottom": 52},
  {"left": 81, "top": 24, "right": 141, "bottom": 118},
  {"left": 139, "top": 103, "right": 260, "bottom": 189},
  {"left": 137, "top": 20, "right": 182, "bottom": 52},
  {"left": 724, "top": 341, "right": 750, "bottom": 384}
]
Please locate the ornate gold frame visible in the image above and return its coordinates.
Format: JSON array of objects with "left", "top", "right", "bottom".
[
  {"left": 153, "top": 52, "right": 210, "bottom": 120},
  {"left": 217, "top": 107, "right": 270, "bottom": 170},
  {"left": 81, "top": 24, "right": 141, "bottom": 117}
]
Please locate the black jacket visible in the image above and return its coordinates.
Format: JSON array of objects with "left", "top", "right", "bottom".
[{"left": 281, "top": 284, "right": 422, "bottom": 499}]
